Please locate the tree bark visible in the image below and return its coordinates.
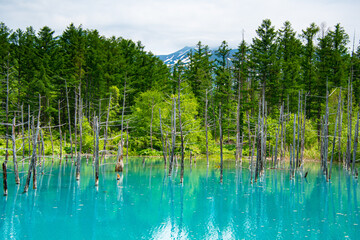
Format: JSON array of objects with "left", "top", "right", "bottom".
[
  {"left": 178, "top": 77, "right": 184, "bottom": 183},
  {"left": 205, "top": 90, "right": 209, "bottom": 166},
  {"left": 101, "top": 94, "right": 112, "bottom": 163},
  {"left": 76, "top": 97, "right": 83, "bottom": 180},
  {"left": 58, "top": 100, "right": 63, "bottom": 160},
  {"left": 12, "top": 117, "right": 20, "bottom": 184},
  {"left": 150, "top": 98, "right": 154, "bottom": 150},
  {"left": 2, "top": 162, "right": 7, "bottom": 196},
  {"left": 21, "top": 105, "right": 25, "bottom": 162},
  {"left": 5, "top": 57, "right": 10, "bottom": 164},
  {"left": 23, "top": 99, "right": 41, "bottom": 193},
  {"left": 65, "top": 81, "right": 73, "bottom": 159},
  {"left": 94, "top": 117, "right": 100, "bottom": 186},
  {"left": 159, "top": 108, "right": 167, "bottom": 167},
  {"left": 169, "top": 97, "right": 176, "bottom": 176},
  {"left": 219, "top": 103, "right": 223, "bottom": 183}
]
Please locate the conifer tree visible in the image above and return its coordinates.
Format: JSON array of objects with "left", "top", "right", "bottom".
[
  {"left": 214, "top": 41, "right": 232, "bottom": 141},
  {"left": 232, "top": 38, "right": 250, "bottom": 137},
  {"left": 329, "top": 23, "right": 350, "bottom": 88},
  {"left": 251, "top": 19, "right": 279, "bottom": 112},
  {"left": 185, "top": 41, "right": 213, "bottom": 118},
  {"left": 300, "top": 23, "right": 319, "bottom": 118},
  {"left": 278, "top": 21, "right": 302, "bottom": 112}
]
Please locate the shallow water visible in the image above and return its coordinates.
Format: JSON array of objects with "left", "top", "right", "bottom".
[{"left": 1, "top": 158, "right": 359, "bottom": 239}]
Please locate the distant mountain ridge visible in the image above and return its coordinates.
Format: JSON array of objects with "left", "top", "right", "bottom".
[{"left": 157, "top": 46, "right": 237, "bottom": 67}]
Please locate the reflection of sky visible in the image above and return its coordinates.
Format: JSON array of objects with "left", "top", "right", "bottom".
[
  {"left": 0, "top": 159, "right": 359, "bottom": 239},
  {"left": 151, "top": 218, "right": 189, "bottom": 239},
  {"left": 0, "top": 0, "right": 359, "bottom": 54}
]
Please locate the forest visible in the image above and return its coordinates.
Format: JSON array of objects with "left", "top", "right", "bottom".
[{"left": 1, "top": 18, "right": 360, "bottom": 174}]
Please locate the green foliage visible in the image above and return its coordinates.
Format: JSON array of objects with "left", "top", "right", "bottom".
[{"left": 1, "top": 20, "right": 359, "bottom": 162}]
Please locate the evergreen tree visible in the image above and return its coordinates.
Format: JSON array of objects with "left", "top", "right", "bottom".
[
  {"left": 278, "top": 21, "right": 302, "bottom": 112},
  {"left": 329, "top": 23, "right": 350, "bottom": 88},
  {"left": 35, "top": 26, "right": 59, "bottom": 121},
  {"left": 232, "top": 38, "right": 250, "bottom": 136},
  {"left": 315, "top": 25, "right": 333, "bottom": 115},
  {"left": 214, "top": 41, "right": 233, "bottom": 141},
  {"left": 300, "top": 23, "right": 319, "bottom": 118},
  {"left": 251, "top": 19, "right": 279, "bottom": 111},
  {"left": 185, "top": 41, "right": 213, "bottom": 118},
  {"left": 352, "top": 43, "right": 360, "bottom": 104},
  {"left": 0, "top": 22, "right": 12, "bottom": 129}
]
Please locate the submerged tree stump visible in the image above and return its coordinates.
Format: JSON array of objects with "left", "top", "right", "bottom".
[
  {"left": 115, "top": 156, "right": 124, "bottom": 172},
  {"left": 3, "top": 162, "right": 7, "bottom": 196},
  {"left": 115, "top": 140, "right": 124, "bottom": 172}
]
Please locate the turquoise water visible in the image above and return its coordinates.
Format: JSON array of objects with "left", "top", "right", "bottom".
[{"left": 1, "top": 158, "right": 359, "bottom": 239}]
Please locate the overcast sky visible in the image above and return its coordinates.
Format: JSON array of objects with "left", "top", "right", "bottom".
[{"left": 1, "top": 0, "right": 359, "bottom": 55}]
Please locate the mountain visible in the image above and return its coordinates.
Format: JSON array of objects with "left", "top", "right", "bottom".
[
  {"left": 157, "top": 46, "right": 237, "bottom": 67},
  {"left": 157, "top": 46, "right": 193, "bottom": 67}
]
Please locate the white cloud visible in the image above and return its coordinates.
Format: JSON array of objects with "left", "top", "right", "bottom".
[{"left": 0, "top": 0, "right": 359, "bottom": 54}]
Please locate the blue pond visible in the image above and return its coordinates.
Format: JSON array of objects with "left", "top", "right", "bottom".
[{"left": 1, "top": 158, "right": 359, "bottom": 239}]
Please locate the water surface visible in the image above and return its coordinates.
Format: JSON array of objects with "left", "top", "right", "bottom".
[{"left": 1, "top": 158, "right": 359, "bottom": 239}]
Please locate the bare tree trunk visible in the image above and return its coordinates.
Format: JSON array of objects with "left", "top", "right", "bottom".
[
  {"left": 32, "top": 156, "right": 37, "bottom": 189},
  {"left": 2, "top": 162, "right": 7, "bottom": 196},
  {"left": 346, "top": 80, "right": 353, "bottom": 170},
  {"left": 49, "top": 121, "right": 54, "bottom": 161},
  {"left": 101, "top": 94, "right": 112, "bottom": 163},
  {"left": 352, "top": 112, "right": 359, "bottom": 174},
  {"left": 58, "top": 100, "right": 63, "bottom": 160},
  {"left": 5, "top": 57, "right": 10, "bottom": 164},
  {"left": 329, "top": 93, "right": 341, "bottom": 181},
  {"left": 93, "top": 111, "right": 96, "bottom": 161},
  {"left": 338, "top": 90, "right": 343, "bottom": 162},
  {"left": 159, "top": 108, "right": 167, "bottom": 166},
  {"left": 23, "top": 96, "right": 41, "bottom": 193},
  {"left": 116, "top": 78, "right": 127, "bottom": 172},
  {"left": 274, "top": 105, "right": 282, "bottom": 168},
  {"left": 120, "top": 78, "right": 126, "bottom": 164},
  {"left": 177, "top": 77, "right": 185, "bottom": 183},
  {"left": 28, "top": 105, "right": 31, "bottom": 158},
  {"left": 219, "top": 103, "right": 223, "bottom": 184},
  {"left": 21, "top": 105, "right": 25, "bottom": 162},
  {"left": 74, "top": 89, "right": 78, "bottom": 163},
  {"left": 323, "top": 84, "right": 329, "bottom": 175},
  {"left": 126, "top": 122, "right": 129, "bottom": 164},
  {"left": 12, "top": 117, "right": 20, "bottom": 184},
  {"left": 296, "top": 92, "right": 301, "bottom": 168},
  {"left": 205, "top": 90, "right": 209, "bottom": 166},
  {"left": 76, "top": 97, "right": 83, "bottom": 181},
  {"left": 169, "top": 97, "right": 176, "bottom": 176},
  {"left": 150, "top": 98, "right": 154, "bottom": 150},
  {"left": 246, "top": 110, "right": 253, "bottom": 168},
  {"left": 236, "top": 72, "right": 241, "bottom": 165},
  {"left": 115, "top": 139, "right": 124, "bottom": 172},
  {"left": 40, "top": 128, "right": 46, "bottom": 169},
  {"left": 300, "top": 95, "right": 307, "bottom": 168},
  {"left": 255, "top": 102, "right": 262, "bottom": 182},
  {"left": 94, "top": 117, "right": 100, "bottom": 186},
  {"left": 65, "top": 81, "right": 73, "bottom": 160},
  {"left": 213, "top": 99, "right": 217, "bottom": 142}
]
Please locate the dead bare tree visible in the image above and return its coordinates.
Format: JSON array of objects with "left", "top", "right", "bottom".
[
  {"left": 23, "top": 95, "right": 41, "bottom": 193},
  {"left": 11, "top": 117, "right": 20, "bottom": 184},
  {"left": 159, "top": 108, "right": 167, "bottom": 167},
  {"left": 76, "top": 97, "right": 83, "bottom": 181},
  {"left": 177, "top": 76, "right": 185, "bottom": 184},
  {"left": 205, "top": 89, "right": 209, "bottom": 166},
  {"left": 94, "top": 117, "right": 100, "bottom": 186},
  {"left": 58, "top": 100, "right": 63, "bottom": 160},
  {"left": 219, "top": 103, "right": 223, "bottom": 184},
  {"left": 101, "top": 94, "right": 112, "bottom": 163},
  {"left": 65, "top": 80, "right": 73, "bottom": 160}
]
